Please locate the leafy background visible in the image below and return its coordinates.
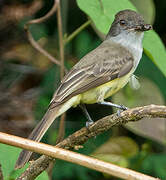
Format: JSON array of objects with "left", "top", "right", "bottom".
[{"left": 0, "top": 0, "right": 166, "bottom": 179}]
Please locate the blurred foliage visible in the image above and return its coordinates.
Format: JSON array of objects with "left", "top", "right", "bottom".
[
  {"left": 129, "top": 0, "right": 155, "bottom": 24},
  {"left": 92, "top": 136, "right": 139, "bottom": 168},
  {"left": 0, "top": 0, "right": 166, "bottom": 179},
  {"left": 0, "top": 143, "right": 49, "bottom": 180},
  {"left": 113, "top": 77, "right": 166, "bottom": 144}
]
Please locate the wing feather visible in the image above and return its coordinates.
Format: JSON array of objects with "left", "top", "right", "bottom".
[{"left": 50, "top": 41, "right": 134, "bottom": 107}]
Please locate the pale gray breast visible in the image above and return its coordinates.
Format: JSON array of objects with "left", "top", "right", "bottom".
[
  {"left": 109, "top": 31, "right": 144, "bottom": 72},
  {"left": 74, "top": 41, "right": 133, "bottom": 69},
  {"left": 49, "top": 41, "right": 134, "bottom": 108}
]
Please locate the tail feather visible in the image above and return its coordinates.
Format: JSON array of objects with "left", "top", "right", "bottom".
[
  {"left": 15, "top": 105, "right": 61, "bottom": 169},
  {"left": 15, "top": 95, "right": 80, "bottom": 169}
]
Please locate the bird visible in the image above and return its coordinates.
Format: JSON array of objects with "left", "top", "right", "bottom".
[{"left": 15, "top": 9, "right": 152, "bottom": 169}]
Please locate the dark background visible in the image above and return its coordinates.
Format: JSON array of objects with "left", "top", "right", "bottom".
[{"left": 0, "top": 0, "right": 166, "bottom": 179}]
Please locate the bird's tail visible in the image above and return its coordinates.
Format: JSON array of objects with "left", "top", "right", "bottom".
[{"left": 15, "top": 101, "right": 70, "bottom": 169}]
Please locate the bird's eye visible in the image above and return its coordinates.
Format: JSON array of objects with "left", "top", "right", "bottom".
[{"left": 119, "top": 20, "right": 126, "bottom": 26}]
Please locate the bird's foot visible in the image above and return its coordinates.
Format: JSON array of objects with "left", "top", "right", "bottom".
[
  {"left": 86, "top": 119, "right": 94, "bottom": 128},
  {"left": 117, "top": 105, "right": 128, "bottom": 116}
]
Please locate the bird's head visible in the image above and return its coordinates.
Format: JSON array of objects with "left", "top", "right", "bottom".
[{"left": 107, "top": 10, "right": 152, "bottom": 38}]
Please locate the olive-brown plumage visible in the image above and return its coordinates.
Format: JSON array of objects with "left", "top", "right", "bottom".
[{"left": 15, "top": 9, "right": 152, "bottom": 169}]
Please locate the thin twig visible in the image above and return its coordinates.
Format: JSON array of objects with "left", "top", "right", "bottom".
[
  {"left": 26, "top": 0, "right": 59, "bottom": 26},
  {"left": 16, "top": 104, "right": 165, "bottom": 179},
  {"left": 56, "top": 113, "right": 66, "bottom": 143},
  {"left": 24, "top": 0, "right": 62, "bottom": 67},
  {"left": 0, "top": 164, "right": 3, "bottom": 180},
  {"left": 0, "top": 132, "right": 159, "bottom": 180},
  {"left": 26, "top": 29, "right": 61, "bottom": 66},
  {"left": 57, "top": 1, "right": 65, "bottom": 78},
  {"left": 99, "top": 0, "right": 104, "bottom": 12},
  {"left": 56, "top": 0, "right": 66, "bottom": 144},
  {"left": 24, "top": 0, "right": 91, "bottom": 70},
  {"left": 64, "top": 19, "right": 91, "bottom": 45}
]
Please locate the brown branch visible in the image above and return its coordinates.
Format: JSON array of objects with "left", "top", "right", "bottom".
[
  {"left": 16, "top": 104, "right": 165, "bottom": 179},
  {"left": 24, "top": 0, "right": 62, "bottom": 67},
  {"left": 56, "top": 113, "right": 66, "bottom": 143},
  {"left": 0, "top": 164, "right": 3, "bottom": 180},
  {"left": 26, "top": 0, "right": 59, "bottom": 26},
  {"left": 0, "top": 132, "right": 159, "bottom": 180},
  {"left": 57, "top": 1, "right": 65, "bottom": 79},
  {"left": 24, "top": 0, "right": 91, "bottom": 71},
  {"left": 99, "top": 0, "right": 104, "bottom": 12},
  {"left": 56, "top": 0, "right": 66, "bottom": 144},
  {"left": 26, "top": 29, "right": 61, "bottom": 66}
]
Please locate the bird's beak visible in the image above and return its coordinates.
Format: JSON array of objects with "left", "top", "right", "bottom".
[{"left": 134, "top": 24, "right": 153, "bottom": 31}]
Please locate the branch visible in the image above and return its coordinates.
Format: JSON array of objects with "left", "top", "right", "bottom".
[
  {"left": 24, "top": 0, "right": 62, "bottom": 67},
  {"left": 26, "top": 29, "right": 61, "bottom": 66},
  {"left": 99, "top": 0, "right": 104, "bottom": 12},
  {"left": 16, "top": 104, "right": 165, "bottom": 179},
  {"left": 0, "top": 164, "right": 3, "bottom": 180},
  {"left": 56, "top": 0, "right": 66, "bottom": 143},
  {"left": 57, "top": 1, "right": 65, "bottom": 79},
  {"left": 0, "top": 132, "right": 159, "bottom": 180},
  {"left": 26, "top": 0, "right": 59, "bottom": 26},
  {"left": 24, "top": 0, "right": 91, "bottom": 70},
  {"left": 63, "top": 19, "right": 91, "bottom": 45}
]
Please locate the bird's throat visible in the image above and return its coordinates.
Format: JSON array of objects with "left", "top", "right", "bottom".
[{"left": 108, "top": 31, "right": 144, "bottom": 70}]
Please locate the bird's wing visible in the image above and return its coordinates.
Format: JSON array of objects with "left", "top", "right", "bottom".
[{"left": 51, "top": 42, "right": 134, "bottom": 107}]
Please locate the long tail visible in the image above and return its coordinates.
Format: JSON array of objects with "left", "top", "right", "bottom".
[{"left": 15, "top": 101, "right": 69, "bottom": 169}]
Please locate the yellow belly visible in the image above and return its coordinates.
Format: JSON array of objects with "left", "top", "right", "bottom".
[
  {"left": 71, "top": 71, "right": 132, "bottom": 106},
  {"left": 57, "top": 72, "right": 132, "bottom": 116}
]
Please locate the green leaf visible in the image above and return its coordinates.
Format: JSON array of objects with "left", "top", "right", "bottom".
[
  {"left": 91, "top": 136, "right": 139, "bottom": 168},
  {"left": 0, "top": 143, "right": 21, "bottom": 179},
  {"left": 93, "top": 136, "right": 139, "bottom": 157},
  {"left": 77, "top": 0, "right": 136, "bottom": 34},
  {"left": 142, "top": 154, "right": 166, "bottom": 179},
  {"left": 112, "top": 78, "right": 166, "bottom": 144},
  {"left": 129, "top": 0, "right": 155, "bottom": 24},
  {"left": 0, "top": 143, "right": 49, "bottom": 180},
  {"left": 10, "top": 167, "right": 49, "bottom": 180},
  {"left": 36, "top": 171, "right": 49, "bottom": 180},
  {"left": 76, "top": 0, "right": 166, "bottom": 76},
  {"left": 92, "top": 154, "right": 128, "bottom": 167},
  {"left": 143, "top": 30, "right": 166, "bottom": 77}
]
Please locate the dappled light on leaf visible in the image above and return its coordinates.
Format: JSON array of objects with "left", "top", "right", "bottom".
[
  {"left": 92, "top": 136, "right": 139, "bottom": 167},
  {"left": 113, "top": 78, "right": 166, "bottom": 144}
]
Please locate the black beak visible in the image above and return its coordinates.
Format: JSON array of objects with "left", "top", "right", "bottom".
[{"left": 134, "top": 24, "right": 153, "bottom": 31}]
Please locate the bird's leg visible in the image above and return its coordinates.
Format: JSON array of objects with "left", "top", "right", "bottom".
[
  {"left": 79, "top": 104, "right": 94, "bottom": 127},
  {"left": 98, "top": 101, "right": 128, "bottom": 111}
]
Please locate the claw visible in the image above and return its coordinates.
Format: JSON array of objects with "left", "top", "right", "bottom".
[
  {"left": 117, "top": 109, "right": 121, "bottom": 116},
  {"left": 120, "top": 105, "right": 128, "bottom": 111},
  {"left": 80, "top": 104, "right": 94, "bottom": 128},
  {"left": 86, "top": 120, "right": 94, "bottom": 128},
  {"left": 117, "top": 105, "right": 128, "bottom": 116}
]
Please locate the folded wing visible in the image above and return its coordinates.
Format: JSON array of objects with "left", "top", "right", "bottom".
[{"left": 50, "top": 41, "right": 134, "bottom": 107}]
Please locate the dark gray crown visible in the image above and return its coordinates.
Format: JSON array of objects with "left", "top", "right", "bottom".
[{"left": 107, "top": 9, "right": 145, "bottom": 37}]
